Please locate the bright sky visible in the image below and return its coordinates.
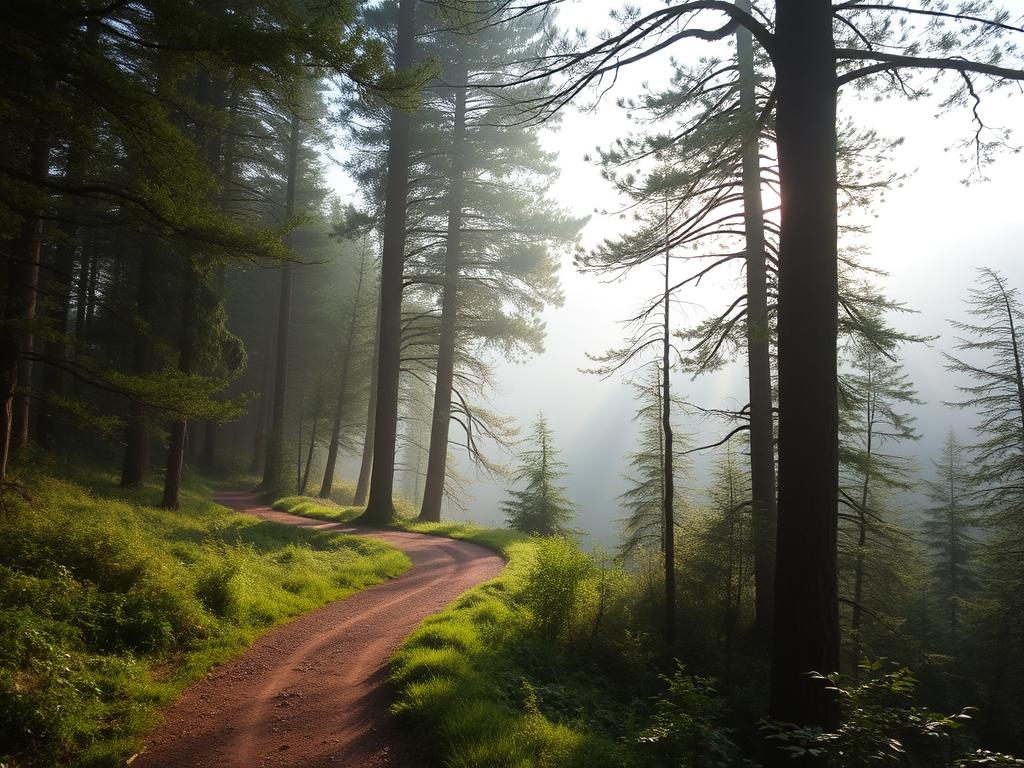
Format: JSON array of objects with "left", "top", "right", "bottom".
[{"left": 324, "top": 2, "right": 1024, "bottom": 542}]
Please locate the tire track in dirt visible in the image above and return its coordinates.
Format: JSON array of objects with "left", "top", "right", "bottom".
[{"left": 132, "top": 491, "right": 504, "bottom": 768}]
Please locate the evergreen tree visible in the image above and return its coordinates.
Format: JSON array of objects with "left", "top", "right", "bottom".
[
  {"left": 921, "top": 430, "right": 976, "bottom": 650},
  {"left": 945, "top": 267, "right": 1024, "bottom": 747},
  {"left": 838, "top": 333, "right": 920, "bottom": 672},
  {"left": 619, "top": 373, "right": 690, "bottom": 560},
  {"left": 682, "top": 442, "right": 755, "bottom": 673},
  {"left": 502, "top": 415, "right": 575, "bottom": 536}
]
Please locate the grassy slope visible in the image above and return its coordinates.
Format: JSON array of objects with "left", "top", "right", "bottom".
[
  {"left": 0, "top": 467, "right": 410, "bottom": 768},
  {"left": 273, "top": 496, "right": 625, "bottom": 768}
]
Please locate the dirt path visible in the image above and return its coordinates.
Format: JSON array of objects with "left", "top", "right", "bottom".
[{"left": 133, "top": 491, "right": 504, "bottom": 768}]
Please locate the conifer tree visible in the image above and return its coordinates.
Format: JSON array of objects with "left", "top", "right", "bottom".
[
  {"left": 502, "top": 415, "right": 575, "bottom": 536},
  {"left": 619, "top": 373, "right": 690, "bottom": 559},
  {"left": 838, "top": 333, "right": 920, "bottom": 672},
  {"left": 689, "top": 442, "right": 754, "bottom": 672},
  {"left": 921, "top": 430, "right": 976, "bottom": 650}
]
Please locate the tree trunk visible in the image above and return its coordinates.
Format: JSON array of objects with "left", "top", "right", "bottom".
[
  {"left": 300, "top": 381, "right": 322, "bottom": 495},
  {"left": 737, "top": 0, "right": 777, "bottom": 638},
  {"left": 359, "top": 0, "right": 417, "bottom": 524},
  {"left": 419, "top": 67, "right": 468, "bottom": 523},
  {"left": 662, "top": 216, "right": 676, "bottom": 654},
  {"left": 0, "top": 135, "right": 49, "bottom": 478},
  {"left": 319, "top": 241, "right": 370, "bottom": 498},
  {"left": 261, "top": 113, "right": 301, "bottom": 495},
  {"left": 84, "top": 249, "right": 98, "bottom": 332},
  {"left": 249, "top": 329, "right": 273, "bottom": 476},
  {"left": 121, "top": 243, "right": 157, "bottom": 487},
  {"left": 161, "top": 258, "right": 197, "bottom": 509},
  {"left": 767, "top": 0, "right": 841, "bottom": 748},
  {"left": 10, "top": 136, "right": 50, "bottom": 455},
  {"left": 850, "top": 369, "right": 875, "bottom": 678},
  {"left": 354, "top": 302, "right": 380, "bottom": 505}
]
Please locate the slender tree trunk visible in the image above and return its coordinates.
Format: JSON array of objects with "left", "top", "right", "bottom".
[
  {"left": 121, "top": 244, "right": 156, "bottom": 487},
  {"left": 0, "top": 136, "right": 49, "bottom": 478},
  {"left": 662, "top": 223, "right": 676, "bottom": 654},
  {"left": 354, "top": 303, "right": 380, "bottom": 505},
  {"left": 10, "top": 137, "right": 50, "bottom": 455},
  {"left": 84, "top": 249, "right": 98, "bottom": 332},
  {"left": 850, "top": 371, "right": 875, "bottom": 677},
  {"left": 319, "top": 242, "right": 369, "bottom": 498},
  {"left": 767, "top": 1, "right": 841, "bottom": 750},
  {"left": 359, "top": 0, "right": 417, "bottom": 524},
  {"left": 161, "top": 258, "right": 197, "bottom": 509},
  {"left": 657, "top": 376, "right": 666, "bottom": 553},
  {"left": 261, "top": 113, "right": 301, "bottom": 494},
  {"left": 249, "top": 329, "right": 273, "bottom": 476},
  {"left": 300, "top": 381, "right": 323, "bottom": 495},
  {"left": 419, "top": 67, "right": 468, "bottom": 523},
  {"left": 737, "top": 0, "right": 777, "bottom": 637},
  {"left": 296, "top": 376, "right": 304, "bottom": 494}
]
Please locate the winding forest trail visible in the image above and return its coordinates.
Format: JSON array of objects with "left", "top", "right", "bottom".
[{"left": 133, "top": 491, "right": 504, "bottom": 768}]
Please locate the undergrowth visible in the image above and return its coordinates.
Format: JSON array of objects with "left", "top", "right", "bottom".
[
  {"left": 274, "top": 495, "right": 642, "bottom": 767},
  {"left": 0, "top": 465, "right": 409, "bottom": 767}
]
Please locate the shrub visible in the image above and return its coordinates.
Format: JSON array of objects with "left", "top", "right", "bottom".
[
  {"left": 520, "top": 536, "right": 594, "bottom": 641},
  {"left": 766, "top": 662, "right": 1024, "bottom": 767}
]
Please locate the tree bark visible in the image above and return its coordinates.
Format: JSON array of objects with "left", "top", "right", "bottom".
[
  {"left": 850, "top": 361, "right": 875, "bottom": 678},
  {"left": 161, "top": 257, "right": 197, "bottom": 509},
  {"left": 10, "top": 136, "right": 50, "bottom": 455},
  {"left": 419, "top": 66, "right": 468, "bottom": 523},
  {"left": 319, "top": 241, "right": 370, "bottom": 498},
  {"left": 121, "top": 243, "right": 156, "bottom": 487},
  {"left": 767, "top": 0, "right": 841, "bottom": 748},
  {"left": 0, "top": 135, "right": 50, "bottom": 478},
  {"left": 300, "top": 380, "right": 322, "bottom": 495},
  {"left": 261, "top": 113, "right": 301, "bottom": 495},
  {"left": 354, "top": 300, "right": 380, "bottom": 505},
  {"left": 662, "top": 225, "right": 676, "bottom": 654},
  {"left": 737, "top": 0, "right": 777, "bottom": 638},
  {"left": 359, "top": 0, "right": 417, "bottom": 524}
]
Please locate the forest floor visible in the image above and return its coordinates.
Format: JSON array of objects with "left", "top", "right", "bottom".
[{"left": 132, "top": 491, "right": 504, "bottom": 768}]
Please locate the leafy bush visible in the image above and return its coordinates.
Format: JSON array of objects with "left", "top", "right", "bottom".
[
  {"left": 766, "top": 662, "right": 1024, "bottom": 767},
  {"left": 628, "top": 663, "right": 744, "bottom": 768},
  {"left": 520, "top": 536, "right": 594, "bottom": 640}
]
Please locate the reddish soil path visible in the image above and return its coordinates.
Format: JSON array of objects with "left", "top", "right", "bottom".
[{"left": 133, "top": 491, "right": 504, "bottom": 768}]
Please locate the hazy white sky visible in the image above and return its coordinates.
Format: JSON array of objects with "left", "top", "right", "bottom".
[{"left": 325, "top": 2, "right": 1024, "bottom": 541}]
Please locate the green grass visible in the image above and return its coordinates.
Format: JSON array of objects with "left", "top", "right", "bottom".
[
  {"left": 0, "top": 466, "right": 410, "bottom": 768},
  {"left": 271, "top": 495, "right": 522, "bottom": 553},
  {"left": 273, "top": 495, "right": 626, "bottom": 768}
]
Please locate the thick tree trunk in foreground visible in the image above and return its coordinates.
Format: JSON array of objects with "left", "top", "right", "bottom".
[
  {"left": 319, "top": 245, "right": 369, "bottom": 499},
  {"left": 359, "top": 0, "right": 417, "bottom": 524},
  {"left": 261, "top": 114, "right": 301, "bottom": 495},
  {"left": 419, "top": 70, "right": 468, "bottom": 523},
  {"left": 767, "top": 0, "right": 841, "bottom": 749},
  {"left": 737, "top": 0, "right": 777, "bottom": 638},
  {"left": 354, "top": 305, "right": 380, "bottom": 505}
]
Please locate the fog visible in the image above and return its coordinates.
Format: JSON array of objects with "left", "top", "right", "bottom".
[{"left": 323, "top": 2, "right": 1024, "bottom": 545}]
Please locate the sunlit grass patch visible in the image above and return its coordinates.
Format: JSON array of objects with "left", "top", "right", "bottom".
[
  {"left": 270, "top": 493, "right": 625, "bottom": 767},
  {"left": 0, "top": 464, "right": 409, "bottom": 767}
]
